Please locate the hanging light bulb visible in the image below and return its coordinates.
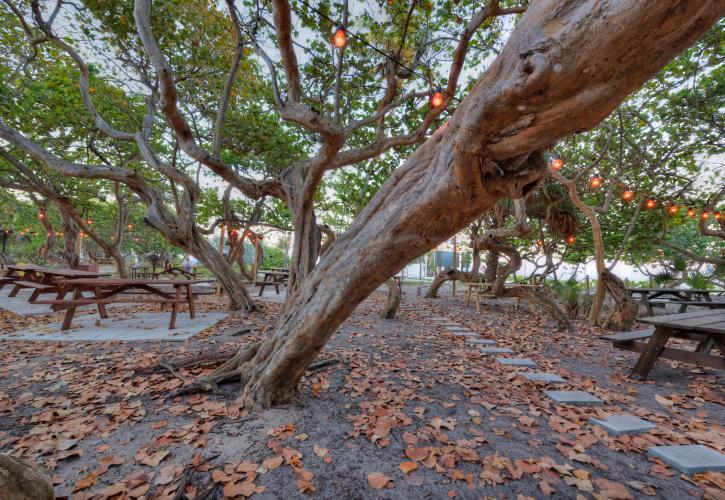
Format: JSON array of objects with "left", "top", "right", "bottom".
[
  {"left": 645, "top": 198, "right": 656, "bottom": 209},
  {"left": 429, "top": 86, "right": 444, "bottom": 108},
  {"left": 332, "top": 26, "right": 347, "bottom": 48},
  {"left": 87, "top": 219, "right": 93, "bottom": 225},
  {"left": 566, "top": 235, "right": 576, "bottom": 245},
  {"left": 536, "top": 239, "right": 545, "bottom": 247},
  {"left": 127, "top": 223, "right": 133, "bottom": 230},
  {"left": 551, "top": 157, "right": 564, "bottom": 170},
  {"left": 715, "top": 211, "right": 721, "bottom": 220},
  {"left": 687, "top": 207, "right": 696, "bottom": 217},
  {"left": 622, "top": 189, "right": 634, "bottom": 202},
  {"left": 668, "top": 204, "right": 679, "bottom": 215},
  {"left": 589, "top": 175, "right": 602, "bottom": 189},
  {"left": 701, "top": 210, "right": 710, "bottom": 220},
  {"left": 38, "top": 212, "right": 45, "bottom": 219}
]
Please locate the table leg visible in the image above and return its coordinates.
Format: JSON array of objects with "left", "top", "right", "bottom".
[
  {"left": 695, "top": 337, "right": 715, "bottom": 354},
  {"left": 169, "top": 286, "right": 180, "bottom": 329},
  {"left": 465, "top": 286, "right": 472, "bottom": 306},
  {"left": 630, "top": 326, "right": 673, "bottom": 380},
  {"left": 678, "top": 292, "right": 692, "bottom": 313},
  {"left": 475, "top": 288, "right": 481, "bottom": 312},
  {"left": 185, "top": 284, "right": 195, "bottom": 319},
  {"left": 61, "top": 287, "right": 82, "bottom": 331},
  {"left": 94, "top": 286, "right": 109, "bottom": 319}
]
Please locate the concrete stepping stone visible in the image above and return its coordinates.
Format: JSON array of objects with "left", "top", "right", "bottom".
[
  {"left": 647, "top": 445, "right": 725, "bottom": 474},
  {"left": 480, "top": 347, "right": 514, "bottom": 355},
  {"left": 428, "top": 317, "right": 449, "bottom": 321},
  {"left": 465, "top": 338, "right": 496, "bottom": 346},
  {"left": 444, "top": 326, "right": 469, "bottom": 331},
  {"left": 496, "top": 358, "right": 538, "bottom": 368},
  {"left": 544, "top": 390, "right": 602, "bottom": 405},
  {"left": 520, "top": 372, "right": 565, "bottom": 384},
  {"left": 589, "top": 414, "right": 656, "bottom": 435}
]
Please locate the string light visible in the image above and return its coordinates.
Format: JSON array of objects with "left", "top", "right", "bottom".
[
  {"left": 715, "top": 211, "right": 721, "bottom": 220},
  {"left": 701, "top": 210, "right": 710, "bottom": 220},
  {"left": 332, "top": 26, "right": 347, "bottom": 48},
  {"left": 622, "top": 189, "right": 633, "bottom": 202},
  {"left": 551, "top": 157, "right": 564, "bottom": 170},
  {"left": 589, "top": 175, "right": 602, "bottom": 189},
  {"left": 38, "top": 212, "right": 45, "bottom": 219},
  {"left": 87, "top": 219, "right": 93, "bottom": 225},
  {"left": 668, "top": 204, "right": 679, "bottom": 215},
  {"left": 429, "top": 86, "right": 444, "bottom": 108},
  {"left": 687, "top": 207, "right": 696, "bottom": 217},
  {"left": 127, "top": 223, "right": 133, "bottom": 230},
  {"left": 566, "top": 235, "right": 576, "bottom": 245},
  {"left": 645, "top": 198, "right": 656, "bottom": 209},
  {"left": 536, "top": 239, "right": 545, "bottom": 247}
]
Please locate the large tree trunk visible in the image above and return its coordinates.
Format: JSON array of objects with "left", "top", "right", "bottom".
[
  {"left": 425, "top": 269, "right": 478, "bottom": 298},
  {"left": 178, "top": 0, "right": 724, "bottom": 408},
  {"left": 484, "top": 250, "right": 499, "bottom": 283},
  {"left": 602, "top": 270, "right": 639, "bottom": 331}
]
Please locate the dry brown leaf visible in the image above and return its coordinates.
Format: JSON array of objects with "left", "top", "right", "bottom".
[
  {"left": 367, "top": 472, "right": 392, "bottom": 489},
  {"left": 399, "top": 461, "right": 418, "bottom": 474}
]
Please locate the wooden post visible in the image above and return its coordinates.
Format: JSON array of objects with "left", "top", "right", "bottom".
[
  {"left": 585, "top": 275, "right": 590, "bottom": 296},
  {"left": 649, "top": 276, "right": 654, "bottom": 288}
]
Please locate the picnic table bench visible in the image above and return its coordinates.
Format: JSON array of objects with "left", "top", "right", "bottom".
[
  {"left": 627, "top": 287, "right": 722, "bottom": 315},
  {"left": 600, "top": 310, "right": 725, "bottom": 379},
  {"left": 35, "top": 278, "right": 206, "bottom": 331},
  {"left": 1, "top": 265, "right": 103, "bottom": 302},
  {"left": 255, "top": 270, "right": 289, "bottom": 296}
]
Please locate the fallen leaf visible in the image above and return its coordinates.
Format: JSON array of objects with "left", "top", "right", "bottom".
[
  {"left": 367, "top": 472, "right": 392, "bottom": 489},
  {"left": 399, "top": 461, "right": 418, "bottom": 474}
]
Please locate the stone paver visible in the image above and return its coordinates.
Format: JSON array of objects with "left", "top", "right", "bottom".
[
  {"left": 647, "top": 445, "right": 725, "bottom": 474},
  {"left": 589, "top": 414, "right": 657, "bottom": 435},
  {"left": 444, "top": 326, "right": 469, "bottom": 331},
  {"left": 465, "top": 338, "right": 496, "bottom": 346},
  {"left": 544, "top": 390, "right": 602, "bottom": 405},
  {"left": 451, "top": 331, "right": 478, "bottom": 337},
  {"left": 480, "top": 347, "right": 515, "bottom": 355},
  {"left": 496, "top": 357, "right": 538, "bottom": 368},
  {"left": 519, "top": 372, "right": 565, "bottom": 383},
  {"left": 2, "top": 312, "right": 229, "bottom": 342}
]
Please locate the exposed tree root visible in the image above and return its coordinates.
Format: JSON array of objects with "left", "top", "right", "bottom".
[{"left": 601, "top": 269, "right": 639, "bottom": 331}]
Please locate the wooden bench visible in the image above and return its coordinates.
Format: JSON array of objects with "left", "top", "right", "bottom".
[
  {"left": 599, "top": 328, "right": 655, "bottom": 344},
  {"left": 255, "top": 280, "right": 285, "bottom": 296},
  {"left": 10, "top": 280, "right": 55, "bottom": 302}
]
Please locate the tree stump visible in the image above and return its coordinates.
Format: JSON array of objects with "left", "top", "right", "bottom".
[
  {"left": 380, "top": 278, "right": 401, "bottom": 319},
  {"left": 602, "top": 270, "right": 639, "bottom": 331}
]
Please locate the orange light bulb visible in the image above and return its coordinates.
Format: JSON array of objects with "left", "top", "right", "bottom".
[
  {"left": 668, "top": 204, "right": 678, "bottom": 215},
  {"left": 715, "top": 211, "right": 721, "bottom": 220},
  {"left": 551, "top": 157, "right": 563, "bottom": 170},
  {"left": 566, "top": 235, "right": 576, "bottom": 244},
  {"left": 430, "top": 86, "right": 444, "bottom": 108},
  {"left": 590, "top": 176, "right": 602, "bottom": 188},
  {"left": 701, "top": 210, "right": 710, "bottom": 220},
  {"left": 645, "top": 199, "right": 656, "bottom": 209},
  {"left": 332, "top": 27, "right": 347, "bottom": 48},
  {"left": 687, "top": 207, "right": 695, "bottom": 217},
  {"left": 622, "top": 190, "right": 633, "bottom": 201}
]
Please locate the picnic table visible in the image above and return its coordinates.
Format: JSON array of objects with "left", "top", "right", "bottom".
[
  {"left": 627, "top": 287, "right": 723, "bottom": 315},
  {"left": 131, "top": 266, "right": 198, "bottom": 279},
  {"left": 36, "top": 278, "right": 206, "bottom": 331},
  {"left": 255, "top": 270, "right": 289, "bottom": 296},
  {"left": 601, "top": 310, "right": 725, "bottom": 380},
  {"left": 1, "top": 265, "right": 102, "bottom": 302},
  {"left": 463, "top": 281, "right": 493, "bottom": 311}
]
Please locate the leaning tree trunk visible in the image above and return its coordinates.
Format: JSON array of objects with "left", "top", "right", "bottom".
[
  {"left": 380, "top": 278, "right": 401, "bottom": 319},
  {"left": 484, "top": 250, "right": 498, "bottom": 283},
  {"left": 176, "top": 0, "right": 723, "bottom": 408},
  {"left": 425, "top": 269, "right": 478, "bottom": 298},
  {"left": 602, "top": 270, "right": 639, "bottom": 331}
]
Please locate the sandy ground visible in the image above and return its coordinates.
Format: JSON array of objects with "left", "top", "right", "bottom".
[{"left": 0, "top": 285, "right": 723, "bottom": 499}]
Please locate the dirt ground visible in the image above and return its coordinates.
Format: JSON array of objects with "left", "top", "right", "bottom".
[{"left": 1, "top": 286, "right": 723, "bottom": 499}]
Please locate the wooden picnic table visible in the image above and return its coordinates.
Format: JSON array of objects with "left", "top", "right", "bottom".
[
  {"left": 604, "top": 310, "right": 725, "bottom": 380},
  {"left": 627, "top": 287, "right": 722, "bottom": 315},
  {"left": 255, "top": 270, "right": 289, "bottom": 296},
  {"left": 37, "top": 278, "right": 206, "bottom": 331},
  {"left": 2, "top": 265, "right": 102, "bottom": 302}
]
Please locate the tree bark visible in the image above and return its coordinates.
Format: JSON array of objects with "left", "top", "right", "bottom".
[
  {"left": 425, "top": 269, "right": 479, "bottom": 298},
  {"left": 0, "top": 454, "right": 54, "bottom": 500},
  {"left": 95, "top": 0, "right": 725, "bottom": 406},
  {"left": 602, "top": 269, "right": 640, "bottom": 331},
  {"left": 60, "top": 210, "right": 81, "bottom": 269},
  {"left": 380, "top": 278, "right": 401, "bottom": 319}
]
